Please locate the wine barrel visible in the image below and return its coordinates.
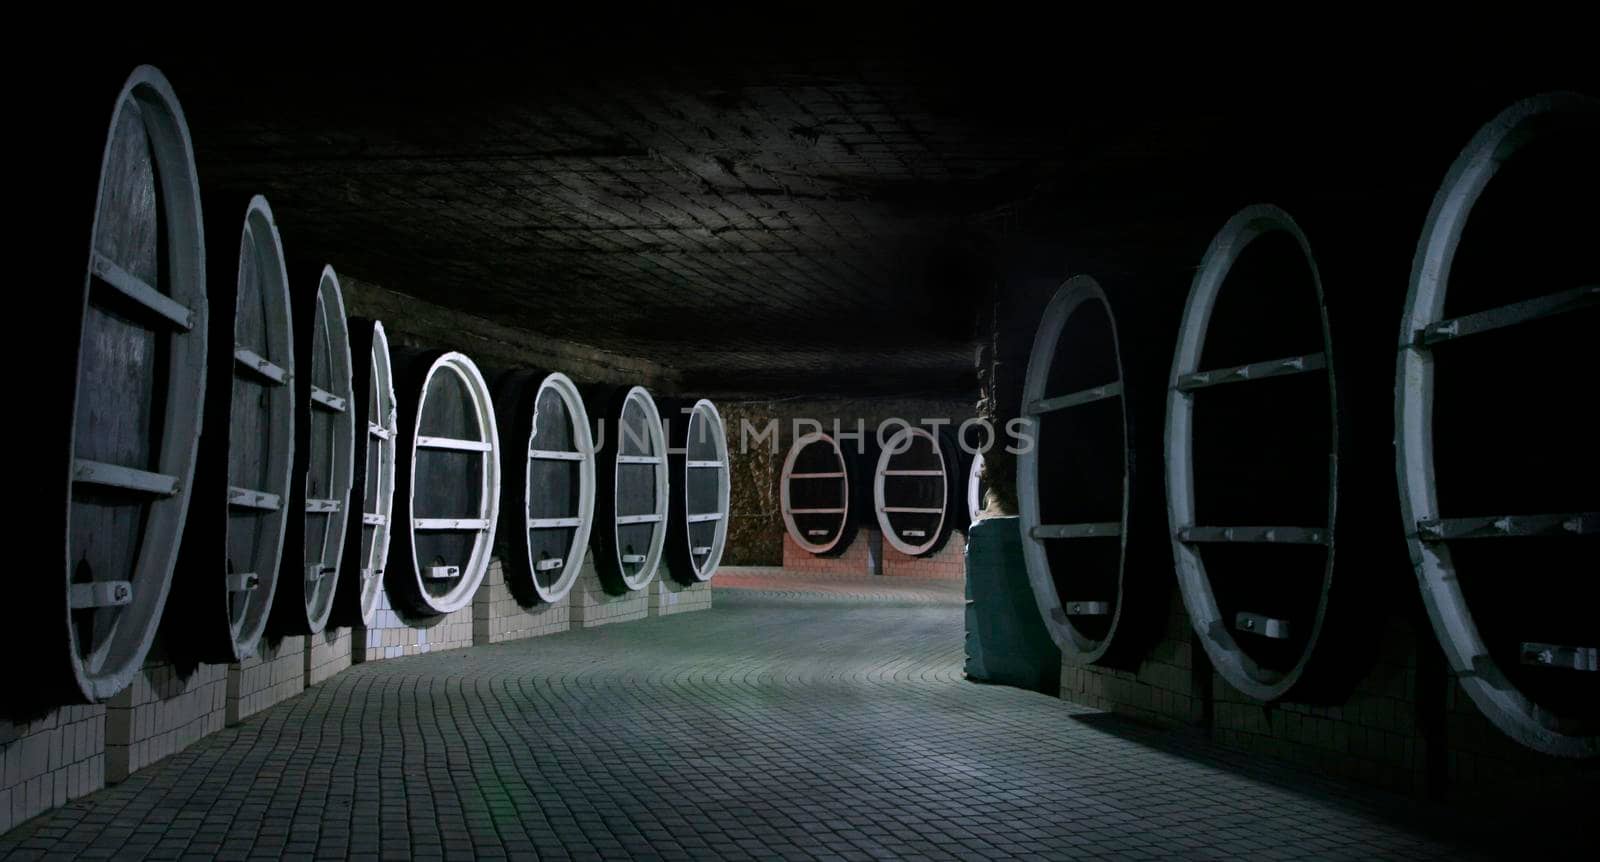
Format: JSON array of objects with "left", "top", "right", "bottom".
[
  {"left": 390, "top": 350, "right": 502, "bottom": 615},
  {"left": 967, "top": 452, "right": 988, "bottom": 524},
  {"left": 1396, "top": 93, "right": 1599, "bottom": 756},
  {"left": 588, "top": 385, "right": 670, "bottom": 593},
  {"left": 271, "top": 265, "right": 356, "bottom": 635},
  {"left": 872, "top": 426, "right": 960, "bottom": 556},
  {"left": 780, "top": 431, "right": 860, "bottom": 556},
  {"left": 333, "top": 318, "right": 398, "bottom": 628},
  {"left": 170, "top": 195, "right": 295, "bottom": 663},
  {"left": 1165, "top": 205, "right": 1356, "bottom": 702},
  {"left": 1019, "top": 275, "right": 1166, "bottom": 666},
  {"left": 494, "top": 369, "right": 596, "bottom": 604},
  {"left": 47, "top": 65, "right": 208, "bottom": 704},
  {"left": 666, "top": 398, "right": 731, "bottom": 583}
]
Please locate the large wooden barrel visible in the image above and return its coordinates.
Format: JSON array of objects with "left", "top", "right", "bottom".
[
  {"left": 391, "top": 349, "right": 502, "bottom": 615},
  {"left": 780, "top": 431, "right": 861, "bottom": 556},
  {"left": 170, "top": 195, "right": 295, "bottom": 663},
  {"left": 588, "top": 385, "right": 670, "bottom": 593},
  {"left": 872, "top": 426, "right": 960, "bottom": 556},
  {"left": 1019, "top": 275, "right": 1166, "bottom": 666},
  {"left": 333, "top": 318, "right": 398, "bottom": 627},
  {"left": 494, "top": 369, "right": 596, "bottom": 605},
  {"left": 44, "top": 65, "right": 208, "bottom": 704},
  {"left": 271, "top": 265, "right": 356, "bottom": 635},
  {"left": 666, "top": 398, "right": 731, "bottom": 583},
  {"left": 1165, "top": 206, "right": 1356, "bottom": 701},
  {"left": 1396, "top": 93, "right": 1598, "bottom": 756}
]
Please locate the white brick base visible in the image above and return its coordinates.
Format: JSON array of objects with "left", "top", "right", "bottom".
[
  {"left": 648, "top": 577, "right": 714, "bottom": 616},
  {"left": 227, "top": 636, "right": 305, "bottom": 726},
  {"left": 305, "top": 628, "right": 352, "bottom": 688},
  {"left": 107, "top": 661, "right": 227, "bottom": 783},
  {"left": 569, "top": 558, "right": 649, "bottom": 628},
  {"left": 472, "top": 560, "right": 570, "bottom": 643},
  {"left": 355, "top": 577, "right": 474, "bottom": 663},
  {"left": 0, "top": 705, "right": 105, "bottom": 834}
]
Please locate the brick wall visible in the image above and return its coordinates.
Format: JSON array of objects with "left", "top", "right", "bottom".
[
  {"left": 648, "top": 578, "right": 714, "bottom": 617},
  {"left": 472, "top": 559, "right": 571, "bottom": 643},
  {"left": 0, "top": 705, "right": 105, "bottom": 834},
  {"left": 781, "top": 528, "right": 878, "bottom": 576},
  {"left": 355, "top": 588, "right": 474, "bottom": 663},
  {"left": 568, "top": 558, "right": 650, "bottom": 628},
  {"left": 227, "top": 636, "right": 305, "bottom": 726},
  {"left": 305, "top": 628, "right": 353, "bottom": 688},
  {"left": 1058, "top": 590, "right": 1208, "bottom": 728},
  {"left": 1055, "top": 578, "right": 1598, "bottom": 802},
  {"left": 107, "top": 660, "right": 228, "bottom": 783},
  {"left": 882, "top": 535, "right": 965, "bottom": 579},
  {"left": 342, "top": 278, "right": 680, "bottom": 394}
]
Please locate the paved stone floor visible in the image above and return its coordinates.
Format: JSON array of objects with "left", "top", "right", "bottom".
[{"left": 0, "top": 568, "right": 1561, "bottom": 860}]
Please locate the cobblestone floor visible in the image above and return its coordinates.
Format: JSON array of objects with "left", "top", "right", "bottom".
[{"left": 0, "top": 567, "right": 1557, "bottom": 860}]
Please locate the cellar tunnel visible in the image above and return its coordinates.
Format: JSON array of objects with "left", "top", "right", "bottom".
[{"left": 6, "top": 29, "right": 1595, "bottom": 858}]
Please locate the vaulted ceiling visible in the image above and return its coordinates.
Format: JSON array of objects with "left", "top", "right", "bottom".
[{"left": 137, "top": 32, "right": 1580, "bottom": 396}]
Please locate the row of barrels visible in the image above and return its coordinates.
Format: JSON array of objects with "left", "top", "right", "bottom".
[
  {"left": 1013, "top": 93, "right": 1596, "bottom": 757},
  {"left": 39, "top": 65, "right": 730, "bottom": 708},
  {"left": 780, "top": 426, "right": 973, "bottom": 559}
]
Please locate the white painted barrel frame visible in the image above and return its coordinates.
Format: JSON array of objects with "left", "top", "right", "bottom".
[
  {"left": 395, "top": 351, "right": 502, "bottom": 615},
  {"left": 780, "top": 431, "right": 855, "bottom": 555},
  {"left": 1396, "top": 93, "right": 1598, "bottom": 757},
  {"left": 1017, "top": 276, "right": 1134, "bottom": 663},
  {"left": 173, "top": 195, "right": 295, "bottom": 663},
  {"left": 967, "top": 451, "right": 987, "bottom": 525},
  {"left": 282, "top": 266, "right": 356, "bottom": 634},
  {"left": 337, "top": 318, "right": 398, "bottom": 627},
  {"left": 511, "top": 371, "right": 596, "bottom": 603},
  {"left": 667, "top": 399, "right": 730, "bottom": 583},
  {"left": 872, "top": 426, "right": 952, "bottom": 556},
  {"left": 1165, "top": 206, "right": 1340, "bottom": 702},
  {"left": 592, "top": 386, "right": 670, "bottom": 593},
  {"left": 60, "top": 65, "right": 207, "bottom": 702}
]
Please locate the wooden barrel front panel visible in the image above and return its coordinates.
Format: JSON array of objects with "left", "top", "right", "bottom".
[
  {"left": 497, "top": 370, "right": 595, "bottom": 604},
  {"left": 274, "top": 266, "right": 355, "bottom": 634},
  {"left": 667, "top": 399, "right": 730, "bottom": 583},
  {"left": 333, "top": 318, "right": 397, "bottom": 628},
  {"left": 1018, "top": 277, "right": 1135, "bottom": 664},
  {"left": 172, "top": 195, "right": 295, "bottom": 663},
  {"left": 393, "top": 351, "right": 501, "bottom": 616},
  {"left": 1166, "top": 207, "right": 1340, "bottom": 701},
  {"left": 780, "top": 432, "right": 856, "bottom": 556},
  {"left": 873, "top": 427, "right": 956, "bottom": 557},
  {"left": 590, "top": 386, "right": 669, "bottom": 593},
  {"left": 55, "top": 66, "right": 207, "bottom": 704},
  {"left": 1397, "top": 93, "right": 1599, "bottom": 756}
]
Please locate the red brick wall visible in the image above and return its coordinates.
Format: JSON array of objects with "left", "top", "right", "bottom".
[
  {"left": 882, "top": 535, "right": 966, "bottom": 578},
  {"left": 779, "top": 527, "right": 968, "bottom": 579},
  {"left": 781, "top": 528, "right": 875, "bottom": 575}
]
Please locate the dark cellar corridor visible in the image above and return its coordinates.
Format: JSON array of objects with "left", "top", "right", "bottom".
[{"left": 4, "top": 24, "right": 1596, "bottom": 861}]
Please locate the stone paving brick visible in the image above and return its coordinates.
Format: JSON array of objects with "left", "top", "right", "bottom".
[{"left": 2, "top": 567, "right": 1583, "bottom": 857}]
